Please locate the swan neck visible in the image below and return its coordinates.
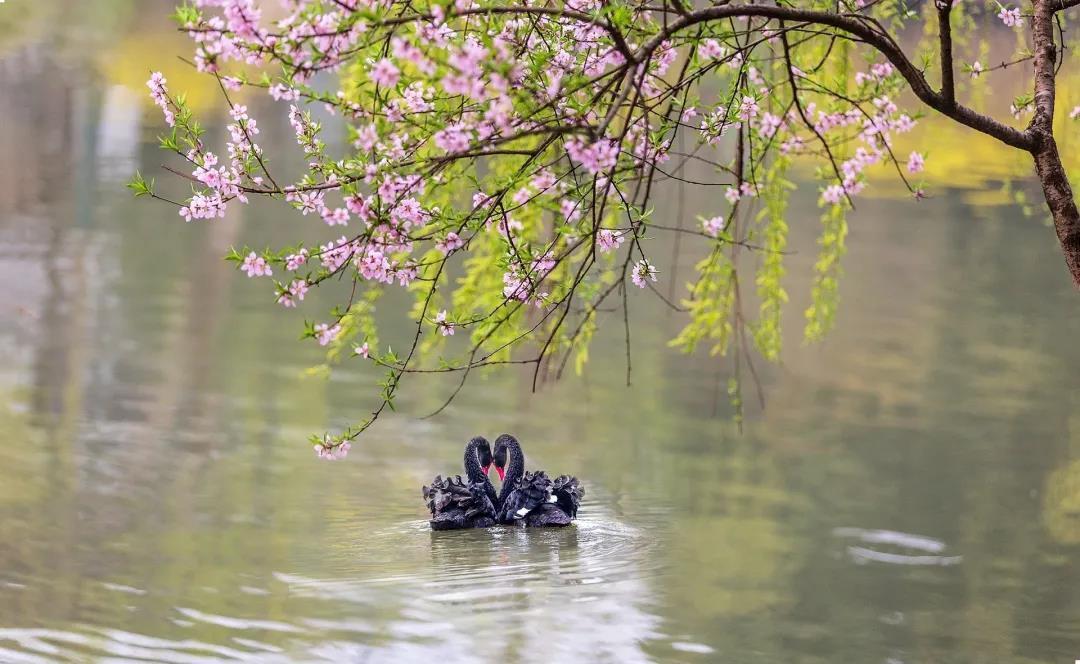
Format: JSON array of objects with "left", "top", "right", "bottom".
[
  {"left": 498, "top": 440, "right": 525, "bottom": 502},
  {"left": 463, "top": 439, "right": 486, "bottom": 484}
]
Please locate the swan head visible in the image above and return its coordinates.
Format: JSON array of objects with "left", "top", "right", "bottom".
[
  {"left": 474, "top": 436, "right": 493, "bottom": 477},
  {"left": 492, "top": 433, "right": 518, "bottom": 482}
]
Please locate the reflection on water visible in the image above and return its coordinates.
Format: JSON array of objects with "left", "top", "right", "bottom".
[
  {"left": 2, "top": 3, "right": 1080, "bottom": 663},
  {"left": 834, "top": 527, "right": 964, "bottom": 567}
]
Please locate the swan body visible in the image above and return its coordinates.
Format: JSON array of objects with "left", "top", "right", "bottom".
[
  {"left": 422, "top": 437, "right": 497, "bottom": 530},
  {"left": 493, "top": 434, "right": 583, "bottom": 527},
  {"left": 423, "top": 474, "right": 496, "bottom": 530}
]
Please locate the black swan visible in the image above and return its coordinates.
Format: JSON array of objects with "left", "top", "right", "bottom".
[
  {"left": 422, "top": 436, "right": 498, "bottom": 530},
  {"left": 492, "top": 434, "right": 583, "bottom": 527}
]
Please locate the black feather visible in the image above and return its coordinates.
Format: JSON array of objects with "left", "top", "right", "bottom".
[
  {"left": 424, "top": 474, "right": 496, "bottom": 529},
  {"left": 551, "top": 475, "right": 584, "bottom": 518}
]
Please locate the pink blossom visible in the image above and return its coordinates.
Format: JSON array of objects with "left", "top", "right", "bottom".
[
  {"left": 402, "top": 81, "right": 434, "bottom": 111},
  {"left": 758, "top": 112, "right": 782, "bottom": 138},
  {"left": 354, "top": 342, "right": 370, "bottom": 358},
  {"left": 180, "top": 193, "right": 227, "bottom": 221},
  {"left": 146, "top": 72, "right": 175, "bottom": 126},
  {"left": 390, "top": 197, "right": 427, "bottom": 228},
  {"left": 566, "top": 138, "right": 619, "bottom": 174},
  {"left": 345, "top": 194, "right": 374, "bottom": 224},
  {"left": 597, "top": 229, "right": 624, "bottom": 253},
  {"left": 653, "top": 40, "right": 678, "bottom": 76},
  {"left": 738, "top": 96, "right": 759, "bottom": 122},
  {"left": 545, "top": 71, "right": 563, "bottom": 99},
  {"left": 893, "top": 114, "right": 916, "bottom": 133},
  {"left": 532, "top": 170, "right": 556, "bottom": 191},
  {"left": 322, "top": 207, "right": 350, "bottom": 226},
  {"left": 295, "top": 190, "right": 325, "bottom": 215},
  {"left": 435, "top": 309, "right": 455, "bottom": 336},
  {"left": 370, "top": 58, "right": 400, "bottom": 87},
  {"left": 561, "top": 199, "right": 582, "bottom": 223},
  {"left": 870, "top": 62, "right": 894, "bottom": 80},
  {"left": 781, "top": 136, "right": 805, "bottom": 154},
  {"left": 700, "top": 39, "right": 726, "bottom": 59},
  {"left": 998, "top": 6, "right": 1022, "bottom": 27},
  {"left": 502, "top": 252, "right": 554, "bottom": 305},
  {"left": 241, "top": 252, "right": 272, "bottom": 278},
  {"left": 357, "top": 247, "right": 392, "bottom": 282},
  {"left": 822, "top": 185, "right": 846, "bottom": 205},
  {"left": 315, "top": 438, "right": 351, "bottom": 461},
  {"left": 285, "top": 249, "right": 309, "bottom": 271},
  {"left": 631, "top": 259, "right": 658, "bottom": 288},
  {"left": 433, "top": 123, "right": 473, "bottom": 153},
  {"left": 702, "top": 216, "right": 725, "bottom": 238},
  {"left": 512, "top": 187, "right": 532, "bottom": 206},
  {"left": 289, "top": 279, "right": 309, "bottom": 301},
  {"left": 315, "top": 322, "right": 342, "bottom": 346},
  {"left": 437, "top": 231, "right": 465, "bottom": 255},
  {"left": 354, "top": 123, "right": 378, "bottom": 150},
  {"left": 395, "top": 263, "right": 418, "bottom": 287},
  {"left": 320, "top": 236, "right": 358, "bottom": 272},
  {"left": 906, "top": 151, "right": 925, "bottom": 174},
  {"left": 269, "top": 83, "right": 299, "bottom": 101},
  {"left": 491, "top": 216, "right": 524, "bottom": 238},
  {"left": 970, "top": 61, "right": 984, "bottom": 79}
]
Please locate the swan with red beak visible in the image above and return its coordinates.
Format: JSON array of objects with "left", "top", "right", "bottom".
[
  {"left": 422, "top": 436, "right": 498, "bottom": 530},
  {"left": 491, "top": 434, "right": 583, "bottom": 527}
]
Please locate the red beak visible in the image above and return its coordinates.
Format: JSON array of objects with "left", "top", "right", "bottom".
[
  {"left": 495, "top": 466, "right": 506, "bottom": 482},
  {"left": 483, "top": 464, "right": 491, "bottom": 477}
]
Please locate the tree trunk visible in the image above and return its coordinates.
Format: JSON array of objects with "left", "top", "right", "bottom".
[
  {"left": 1030, "top": 0, "right": 1080, "bottom": 288},
  {"left": 1033, "top": 136, "right": 1080, "bottom": 289}
]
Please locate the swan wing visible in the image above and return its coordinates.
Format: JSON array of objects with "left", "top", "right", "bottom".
[
  {"left": 423, "top": 475, "right": 471, "bottom": 514},
  {"left": 499, "top": 470, "right": 554, "bottom": 521},
  {"left": 551, "top": 475, "right": 584, "bottom": 518},
  {"left": 423, "top": 475, "right": 455, "bottom": 515},
  {"left": 464, "top": 481, "right": 497, "bottom": 520}
]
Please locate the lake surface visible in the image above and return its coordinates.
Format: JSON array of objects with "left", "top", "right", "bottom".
[{"left": 2, "top": 3, "right": 1080, "bottom": 662}]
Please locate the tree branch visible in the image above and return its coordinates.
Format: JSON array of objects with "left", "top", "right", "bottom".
[
  {"left": 1031, "top": 0, "right": 1058, "bottom": 144},
  {"left": 635, "top": 4, "right": 1035, "bottom": 151},
  {"left": 936, "top": 0, "right": 955, "bottom": 106},
  {"left": 1049, "top": 0, "right": 1080, "bottom": 12}
]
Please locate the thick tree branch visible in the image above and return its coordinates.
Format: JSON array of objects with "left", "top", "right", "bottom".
[
  {"left": 1030, "top": 0, "right": 1080, "bottom": 287},
  {"left": 1049, "top": 0, "right": 1080, "bottom": 11},
  {"left": 936, "top": 0, "right": 955, "bottom": 106},
  {"left": 1031, "top": 0, "right": 1058, "bottom": 142},
  {"left": 635, "top": 4, "right": 1035, "bottom": 151}
]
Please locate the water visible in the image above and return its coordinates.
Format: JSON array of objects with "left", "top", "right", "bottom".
[{"left": 2, "top": 3, "right": 1080, "bottom": 662}]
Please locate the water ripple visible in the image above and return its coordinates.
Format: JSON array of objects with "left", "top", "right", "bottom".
[{"left": 833, "top": 527, "right": 963, "bottom": 567}]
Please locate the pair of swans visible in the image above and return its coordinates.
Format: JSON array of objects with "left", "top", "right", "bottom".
[{"left": 422, "top": 434, "right": 584, "bottom": 530}]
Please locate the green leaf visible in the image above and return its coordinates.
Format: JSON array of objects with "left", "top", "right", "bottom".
[{"left": 126, "top": 171, "right": 153, "bottom": 197}]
